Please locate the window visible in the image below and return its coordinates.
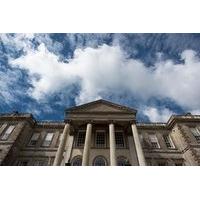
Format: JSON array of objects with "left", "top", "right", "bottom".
[
  {"left": 96, "top": 131, "right": 106, "bottom": 148},
  {"left": 163, "top": 135, "right": 175, "bottom": 148},
  {"left": 115, "top": 131, "right": 125, "bottom": 148},
  {"left": 117, "top": 156, "right": 129, "bottom": 166},
  {"left": 76, "top": 131, "right": 85, "bottom": 147},
  {"left": 28, "top": 133, "right": 40, "bottom": 146},
  {"left": 42, "top": 133, "right": 54, "bottom": 147},
  {"left": 17, "top": 160, "right": 29, "bottom": 166},
  {"left": 190, "top": 127, "right": 200, "bottom": 141},
  {"left": 71, "top": 156, "right": 82, "bottom": 166},
  {"left": 93, "top": 156, "right": 107, "bottom": 166},
  {"left": 1, "top": 125, "right": 15, "bottom": 140},
  {"left": 149, "top": 134, "right": 160, "bottom": 149}
]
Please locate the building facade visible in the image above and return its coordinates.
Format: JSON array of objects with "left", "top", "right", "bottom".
[{"left": 1, "top": 99, "right": 200, "bottom": 166}]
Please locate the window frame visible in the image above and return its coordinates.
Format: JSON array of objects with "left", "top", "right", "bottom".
[
  {"left": 0, "top": 125, "right": 15, "bottom": 140},
  {"left": 95, "top": 130, "right": 106, "bottom": 148},
  {"left": 163, "top": 134, "right": 175, "bottom": 149},
  {"left": 28, "top": 133, "right": 40, "bottom": 147},
  {"left": 93, "top": 156, "right": 107, "bottom": 166},
  {"left": 115, "top": 131, "right": 125, "bottom": 148},
  {"left": 71, "top": 156, "right": 82, "bottom": 166},
  {"left": 190, "top": 127, "right": 200, "bottom": 142},
  {"left": 149, "top": 133, "right": 160, "bottom": 149},
  {"left": 75, "top": 130, "right": 86, "bottom": 147},
  {"left": 42, "top": 132, "right": 54, "bottom": 147}
]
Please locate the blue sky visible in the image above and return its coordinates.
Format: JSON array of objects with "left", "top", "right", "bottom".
[{"left": 1, "top": 33, "right": 200, "bottom": 122}]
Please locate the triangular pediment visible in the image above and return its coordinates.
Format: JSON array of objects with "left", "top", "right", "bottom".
[{"left": 66, "top": 99, "right": 137, "bottom": 114}]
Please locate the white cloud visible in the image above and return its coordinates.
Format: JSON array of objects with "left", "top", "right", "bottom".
[
  {"left": 9, "top": 43, "right": 200, "bottom": 116},
  {"left": 143, "top": 107, "right": 175, "bottom": 122}
]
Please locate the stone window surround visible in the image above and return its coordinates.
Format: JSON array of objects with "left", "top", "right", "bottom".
[
  {"left": 93, "top": 155, "right": 108, "bottom": 166},
  {"left": 27, "top": 132, "right": 40, "bottom": 147},
  {"left": 190, "top": 127, "right": 200, "bottom": 142},
  {"left": 71, "top": 155, "right": 82, "bottom": 166},
  {"left": 163, "top": 134, "right": 175, "bottom": 149},
  {"left": 149, "top": 133, "right": 160, "bottom": 149},
  {"left": 95, "top": 130, "right": 106, "bottom": 148},
  {"left": 0, "top": 124, "right": 16, "bottom": 141},
  {"left": 41, "top": 132, "right": 54, "bottom": 147}
]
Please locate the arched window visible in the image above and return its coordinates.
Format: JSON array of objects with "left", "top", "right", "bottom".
[
  {"left": 93, "top": 156, "right": 107, "bottom": 166},
  {"left": 71, "top": 156, "right": 82, "bottom": 166},
  {"left": 117, "top": 156, "right": 129, "bottom": 166}
]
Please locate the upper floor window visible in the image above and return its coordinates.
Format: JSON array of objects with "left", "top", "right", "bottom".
[
  {"left": 1, "top": 125, "right": 15, "bottom": 140},
  {"left": 93, "top": 156, "right": 107, "bottom": 166},
  {"left": 149, "top": 134, "right": 160, "bottom": 149},
  {"left": 42, "top": 133, "right": 54, "bottom": 147},
  {"left": 190, "top": 127, "right": 200, "bottom": 141},
  {"left": 163, "top": 135, "right": 175, "bottom": 148},
  {"left": 76, "top": 131, "right": 85, "bottom": 147},
  {"left": 115, "top": 131, "right": 125, "bottom": 148},
  {"left": 28, "top": 133, "right": 40, "bottom": 146},
  {"left": 95, "top": 131, "right": 106, "bottom": 148},
  {"left": 71, "top": 156, "right": 82, "bottom": 166}
]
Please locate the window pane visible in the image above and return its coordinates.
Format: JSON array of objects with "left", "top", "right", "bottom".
[
  {"left": 115, "top": 132, "right": 125, "bottom": 148},
  {"left": 191, "top": 128, "right": 200, "bottom": 141},
  {"left": 76, "top": 131, "right": 85, "bottom": 147},
  {"left": 96, "top": 131, "right": 105, "bottom": 148},
  {"left": 93, "top": 156, "right": 107, "bottom": 166},
  {"left": 1, "top": 125, "right": 15, "bottom": 140},
  {"left": 42, "top": 133, "right": 54, "bottom": 147},
  {"left": 149, "top": 134, "right": 160, "bottom": 148},
  {"left": 28, "top": 133, "right": 40, "bottom": 146},
  {"left": 163, "top": 135, "right": 175, "bottom": 148},
  {"left": 71, "top": 157, "right": 82, "bottom": 166}
]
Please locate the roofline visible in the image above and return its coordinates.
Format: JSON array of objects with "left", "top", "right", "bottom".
[{"left": 65, "top": 99, "right": 137, "bottom": 114}]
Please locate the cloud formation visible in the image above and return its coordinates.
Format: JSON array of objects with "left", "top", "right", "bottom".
[
  {"left": 143, "top": 106, "right": 175, "bottom": 122},
  {"left": 1, "top": 33, "right": 200, "bottom": 121},
  {"left": 9, "top": 43, "right": 200, "bottom": 121}
]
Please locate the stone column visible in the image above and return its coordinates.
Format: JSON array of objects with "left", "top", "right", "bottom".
[
  {"left": 53, "top": 123, "right": 70, "bottom": 166},
  {"left": 131, "top": 123, "right": 146, "bottom": 166},
  {"left": 82, "top": 123, "right": 92, "bottom": 166},
  {"left": 109, "top": 123, "right": 117, "bottom": 166}
]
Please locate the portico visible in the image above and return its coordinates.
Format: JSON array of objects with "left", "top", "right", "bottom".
[{"left": 54, "top": 99, "right": 146, "bottom": 166}]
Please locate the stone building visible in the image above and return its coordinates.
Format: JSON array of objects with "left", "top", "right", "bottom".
[{"left": 0, "top": 99, "right": 200, "bottom": 166}]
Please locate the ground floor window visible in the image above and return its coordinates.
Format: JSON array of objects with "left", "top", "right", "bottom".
[
  {"left": 71, "top": 156, "right": 82, "bottom": 166},
  {"left": 93, "top": 156, "right": 107, "bottom": 166}
]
